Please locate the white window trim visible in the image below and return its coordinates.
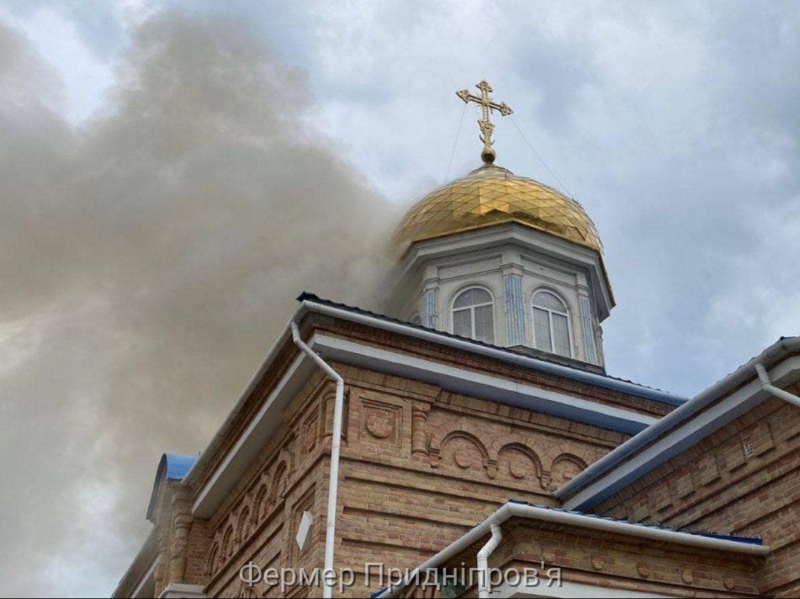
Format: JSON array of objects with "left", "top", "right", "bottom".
[
  {"left": 451, "top": 287, "right": 495, "bottom": 343},
  {"left": 532, "top": 291, "right": 573, "bottom": 358}
]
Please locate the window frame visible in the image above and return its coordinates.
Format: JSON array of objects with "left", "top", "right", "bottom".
[
  {"left": 451, "top": 286, "right": 495, "bottom": 344},
  {"left": 531, "top": 290, "right": 573, "bottom": 358}
]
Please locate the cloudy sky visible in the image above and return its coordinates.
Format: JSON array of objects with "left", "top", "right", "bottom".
[{"left": 0, "top": 1, "right": 798, "bottom": 596}]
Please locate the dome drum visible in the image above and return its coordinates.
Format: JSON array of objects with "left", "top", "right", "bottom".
[{"left": 390, "top": 162, "right": 613, "bottom": 367}]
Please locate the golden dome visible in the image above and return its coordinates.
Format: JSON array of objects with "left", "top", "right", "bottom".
[{"left": 395, "top": 164, "right": 603, "bottom": 253}]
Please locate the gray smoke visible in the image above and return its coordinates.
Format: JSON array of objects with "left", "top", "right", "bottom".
[{"left": 0, "top": 12, "right": 396, "bottom": 597}]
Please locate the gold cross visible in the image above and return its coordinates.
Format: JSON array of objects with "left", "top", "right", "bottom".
[{"left": 456, "top": 80, "right": 513, "bottom": 164}]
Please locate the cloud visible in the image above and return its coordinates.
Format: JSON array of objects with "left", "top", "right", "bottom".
[{"left": 0, "top": 12, "right": 394, "bottom": 596}]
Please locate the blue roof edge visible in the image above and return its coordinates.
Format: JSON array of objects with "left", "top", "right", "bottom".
[
  {"left": 146, "top": 453, "right": 198, "bottom": 522},
  {"left": 163, "top": 453, "right": 198, "bottom": 480}
]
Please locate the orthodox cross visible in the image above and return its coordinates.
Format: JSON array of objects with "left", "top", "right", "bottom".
[{"left": 456, "top": 80, "right": 513, "bottom": 164}]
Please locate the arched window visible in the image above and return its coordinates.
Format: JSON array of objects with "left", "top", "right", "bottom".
[
  {"left": 532, "top": 291, "right": 572, "bottom": 357},
  {"left": 452, "top": 287, "right": 494, "bottom": 343}
]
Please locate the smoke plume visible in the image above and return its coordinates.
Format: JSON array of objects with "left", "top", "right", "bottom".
[{"left": 0, "top": 12, "right": 396, "bottom": 597}]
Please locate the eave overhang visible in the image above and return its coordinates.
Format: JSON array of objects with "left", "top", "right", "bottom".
[
  {"left": 557, "top": 337, "right": 800, "bottom": 511},
  {"left": 184, "top": 296, "right": 683, "bottom": 520},
  {"left": 111, "top": 529, "right": 158, "bottom": 599},
  {"left": 373, "top": 500, "right": 769, "bottom": 598}
]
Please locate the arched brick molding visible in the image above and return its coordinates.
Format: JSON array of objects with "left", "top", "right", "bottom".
[
  {"left": 497, "top": 442, "right": 544, "bottom": 487},
  {"left": 430, "top": 429, "right": 490, "bottom": 476}
]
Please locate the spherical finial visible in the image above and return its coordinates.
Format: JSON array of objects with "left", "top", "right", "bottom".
[{"left": 481, "top": 148, "right": 496, "bottom": 164}]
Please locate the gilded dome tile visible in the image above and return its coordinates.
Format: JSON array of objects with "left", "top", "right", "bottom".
[{"left": 395, "top": 164, "right": 603, "bottom": 253}]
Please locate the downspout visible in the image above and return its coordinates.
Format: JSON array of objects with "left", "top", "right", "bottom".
[
  {"left": 291, "top": 323, "right": 344, "bottom": 599},
  {"left": 755, "top": 363, "right": 800, "bottom": 408},
  {"left": 477, "top": 524, "right": 502, "bottom": 599}
]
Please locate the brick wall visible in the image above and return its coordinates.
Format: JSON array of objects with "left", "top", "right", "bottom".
[
  {"left": 400, "top": 520, "right": 761, "bottom": 598},
  {"left": 189, "top": 353, "right": 631, "bottom": 596},
  {"left": 595, "top": 390, "right": 800, "bottom": 597},
  {"left": 237, "top": 365, "right": 626, "bottom": 596},
  {"left": 202, "top": 371, "right": 332, "bottom": 597},
  {"left": 148, "top": 315, "right": 680, "bottom": 597}
]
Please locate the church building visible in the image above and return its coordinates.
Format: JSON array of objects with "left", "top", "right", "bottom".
[{"left": 113, "top": 82, "right": 800, "bottom": 598}]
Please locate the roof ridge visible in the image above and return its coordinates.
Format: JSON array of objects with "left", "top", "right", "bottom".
[{"left": 297, "top": 292, "right": 682, "bottom": 399}]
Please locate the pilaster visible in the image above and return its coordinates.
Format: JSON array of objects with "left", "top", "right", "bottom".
[{"left": 503, "top": 273, "right": 526, "bottom": 347}]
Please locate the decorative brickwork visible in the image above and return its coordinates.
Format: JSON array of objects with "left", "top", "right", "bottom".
[
  {"left": 401, "top": 521, "right": 762, "bottom": 598},
  {"left": 182, "top": 309, "right": 640, "bottom": 597},
  {"left": 596, "top": 393, "right": 800, "bottom": 597},
  {"left": 115, "top": 317, "right": 800, "bottom": 598}
]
